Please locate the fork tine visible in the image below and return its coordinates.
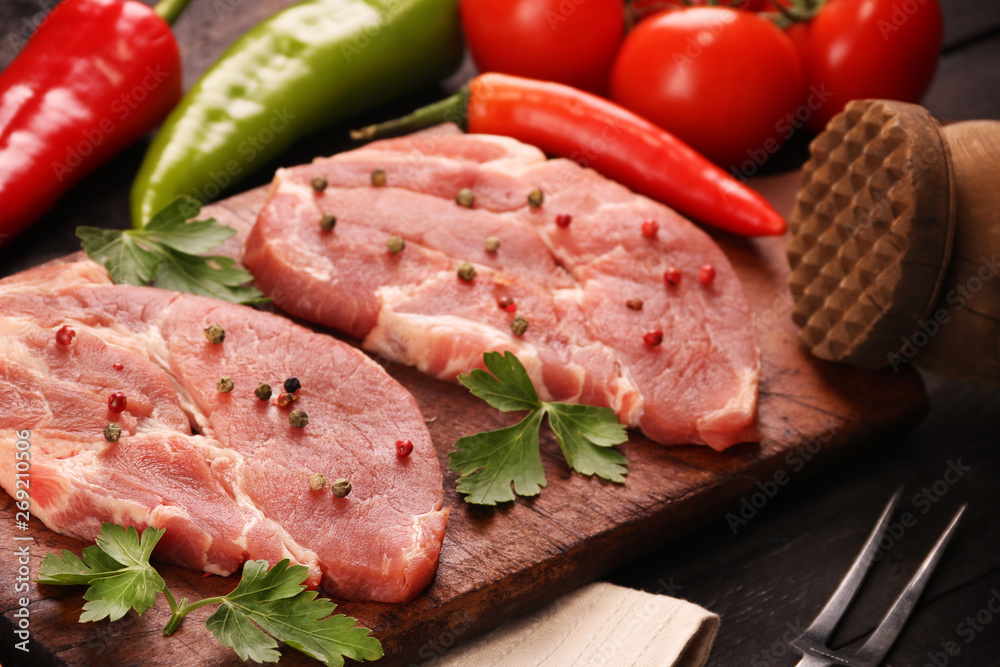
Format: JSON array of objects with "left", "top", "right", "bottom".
[
  {"left": 794, "top": 488, "right": 903, "bottom": 647},
  {"left": 851, "top": 504, "right": 967, "bottom": 664}
]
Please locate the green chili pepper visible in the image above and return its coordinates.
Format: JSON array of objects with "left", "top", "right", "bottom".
[{"left": 130, "top": 0, "right": 462, "bottom": 228}]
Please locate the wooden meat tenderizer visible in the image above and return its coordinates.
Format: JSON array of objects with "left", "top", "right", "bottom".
[{"left": 786, "top": 99, "right": 1000, "bottom": 383}]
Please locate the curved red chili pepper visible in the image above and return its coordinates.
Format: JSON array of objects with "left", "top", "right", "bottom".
[
  {"left": 355, "top": 72, "right": 787, "bottom": 237},
  {"left": 0, "top": 0, "right": 183, "bottom": 248},
  {"left": 465, "top": 74, "right": 786, "bottom": 237}
]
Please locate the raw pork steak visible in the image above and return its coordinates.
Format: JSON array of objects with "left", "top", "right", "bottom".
[
  {"left": 0, "top": 261, "right": 447, "bottom": 603},
  {"left": 245, "top": 129, "right": 760, "bottom": 450}
]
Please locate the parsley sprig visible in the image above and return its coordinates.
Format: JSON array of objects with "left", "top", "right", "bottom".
[
  {"left": 77, "top": 196, "right": 264, "bottom": 304},
  {"left": 38, "top": 523, "right": 382, "bottom": 666},
  {"left": 449, "top": 351, "right": 629, "bottom": 505}
]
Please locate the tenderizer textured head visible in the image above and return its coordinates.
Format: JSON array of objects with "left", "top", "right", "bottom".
[{"left": 787, "top": 99, "right": 955, "bottom": 368}]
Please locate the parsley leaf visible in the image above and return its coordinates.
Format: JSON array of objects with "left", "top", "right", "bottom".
[
  {"left": 37, "top": 523, "right": 382, "bottom": 666},
  {"left": 143, "top": 197, "right": 235, "bottom": 254},
  {"left": 38, "top": 523, "right": 166, "bottom": 621},
  {"left": 205, "top": 560, "right": 383, "bottom": 666},
  {"left": 449, "top": 351, "right": 629, "bottom": 505},
  {"left": 458, "top": 351, "right": 541, "bottom": 412},
  {"left": 153, "top": 250, "right": 266, "bottom": 303},
  {"left": 77, "top": 196, "right": 264, "bottom": 304},
  {"left": 451, "top": 411, "right": 546, "bottom": 505},
  {"left": 546, "top": 403, "right": 628, "bottom": 482},
  {"left": 38, "top": 543, "right": 129, "bottom": 586},
  {"left": 76, "top": 226, "right": 160, "bottom": 286}
]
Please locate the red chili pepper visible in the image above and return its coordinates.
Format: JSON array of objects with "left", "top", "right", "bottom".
[
  {"left": 108, "top": 392, "right": 128, "bottom": 413},
  {"left": 55, "top": 325, "right": 76, "bottom": 346},
  {"left": 353, "top": 73, "right": 786, "bottom": 237},
  {"left": 395, "top": 439, "right": 413, "bottom": 457},
  {"left": 0, "top": 0, "right": 188, "bottom": 248}
]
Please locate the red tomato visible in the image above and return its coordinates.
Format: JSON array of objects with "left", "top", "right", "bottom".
[
  {"left": 460, "top": 0, "right": 625, "bottom": 94},
  {"left": 631, "top": 0, "right": 788, "bottom": 14},
  {"left": 787, "top": 0, "right": 943, "bottom": 133},
  {"left": 610, "top": 8, "right": 804, "bottom": 168}
]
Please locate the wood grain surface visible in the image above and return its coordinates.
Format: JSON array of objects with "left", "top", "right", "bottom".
[{"left": 0, "top": 170, "right": 929, "bottom": 666}]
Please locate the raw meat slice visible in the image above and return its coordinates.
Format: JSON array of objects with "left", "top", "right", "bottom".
[
  {"left": 244, "top": 131, "right": 760, "bottom": 450},
  {"left": 0, "top": 261, "right": 447, "bottom": 603}
]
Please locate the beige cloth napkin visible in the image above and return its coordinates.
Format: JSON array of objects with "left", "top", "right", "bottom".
[{"left": 425, "top": 582, "right": 720, "bottom": 667}]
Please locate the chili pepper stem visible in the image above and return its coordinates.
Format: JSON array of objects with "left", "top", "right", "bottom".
[
  {"left": 154, "top": 0, "right": 195, "bottom": 26},
  {"left": 350, "top": 88, "right": 469, "bottom": 141}
]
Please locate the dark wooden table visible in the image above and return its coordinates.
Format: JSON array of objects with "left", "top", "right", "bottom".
[{"left": 1, "top": 1, "right": 997, "bottom": 666}]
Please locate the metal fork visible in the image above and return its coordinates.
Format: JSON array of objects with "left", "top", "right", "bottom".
[{"left": 790, "top": 489, "right": 967, "bottom": 667}]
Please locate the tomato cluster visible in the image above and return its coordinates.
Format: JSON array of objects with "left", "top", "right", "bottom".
[{"left": 459, "top": 0, "right": 943, "bottom": 171}]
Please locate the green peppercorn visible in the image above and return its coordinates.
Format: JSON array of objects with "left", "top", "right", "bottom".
[
  {"left": 510, "top": 315, "right": 529, "bottom": 336},
  {"left": 527, "top": 188, "right": 544, "bottom": 208},
  {"left": 289, "top": 408, "right": 309, "bottom": 428},
  {"left": 485, "top": 236, "right": 500, "bottom": 253},
  {"left": 203, "top": 324, "right": 225, "bottom": 344},
  {"left": 255, "top": 382, "right": 272, "bottom": 401},
  {"left": 371, "top": 168, "right": 387, "bottom": 187},
  {"left": 103, "top": 423, "right": 121, "bottom": 443},
  {"left": 457, "top": 262, "right": 477, "bottom": 282},
  {"left": 319, "top": 214, "right": 337, "bottom": 231},
  {"left": 217, "top": 376, "right": 234, "bottom": 393},
  {"left": 387, "top": 235, "right": 405, "bottom": 254},
  {"left": 308, "top": 473, "right": 326, "bottom": 491},
  {"left": 332, "top": 478, "right": 352, "bottom": 498},
  {"left": 456, "top": 188, "right": 475, "bottom": 208},
  {"left": 626, "top": 298, "right": 644, "bottom": 311},
  {"left": 311, "top": 175, "right": 327, "bottom": 192}
]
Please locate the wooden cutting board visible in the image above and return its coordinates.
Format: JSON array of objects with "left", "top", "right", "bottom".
[{"left": 0, "top": 170, "right": 928, "bottom": 667}]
